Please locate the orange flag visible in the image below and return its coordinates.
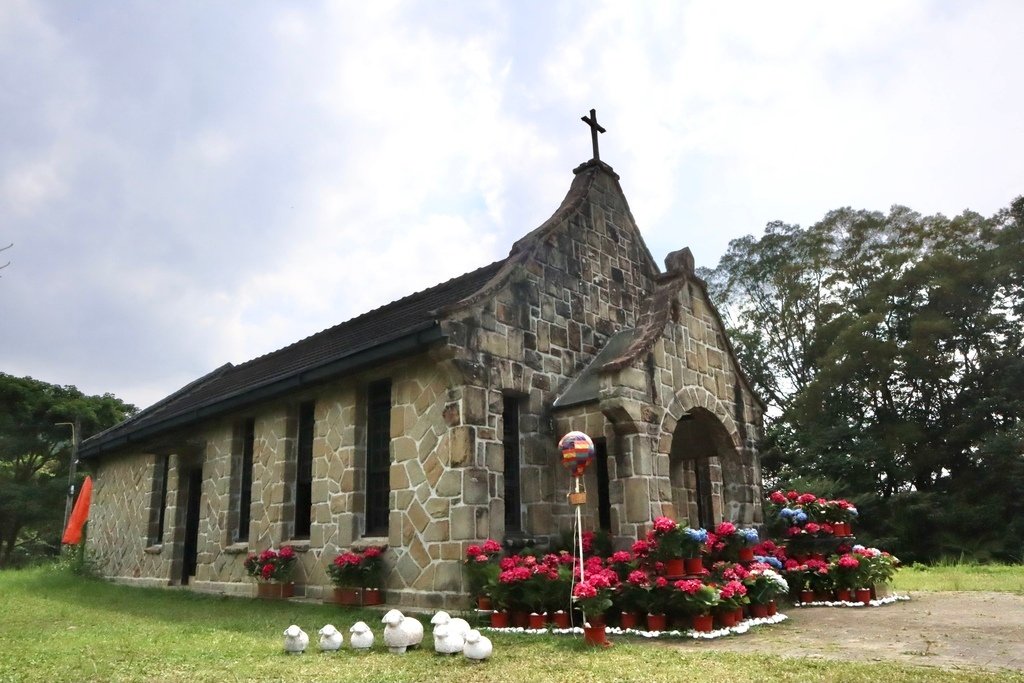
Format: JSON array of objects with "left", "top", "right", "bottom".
[{"left": 62, "top": 475, "right": 93, "bottom": 545}]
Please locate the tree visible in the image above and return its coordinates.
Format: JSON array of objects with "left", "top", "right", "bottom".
[
  {"left": 0, "top": 374, "right": 135, "bottom": 566},
  {"left": 706, "top": 198, "right": 1024, "bottom": 562}
]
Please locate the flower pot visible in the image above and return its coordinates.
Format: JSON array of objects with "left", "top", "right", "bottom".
[
  {"left": 550, "top": 611, "right": 571, "bottom": 629},
  {"left": 692, "top": 614, "right": 714, "bottom": 632},
  {"left": 645, "top": 613, "right": 667, "bottom": 632},
  {"left": 333, "top": 587, "right": 361, "bottom": 605},
  {"left": 766, "top": 600, "right": 777, "bottom": 616},
  {"left": 619, "top": 611, "right": 641, "bottom": 629},
  {"left": 528, "top": 612, "right": 547, "bottom": 629},
  {"left": 749, "top": 603, "right": 769, "bottom": 619},
  {"left": 511, "top": 610, "right": 530, "bottom": 628},
  {"left": 799, "top": 590, "right": 815, "bottom": 603},
  {"left": 583, "top": 624, "right": 610, "bottom": 647},
  {"left": 257, "top": 582, "right": 294, "bottom": 599},
  {"left": 683, "top": 557, "right": 704, "bottom": 575},
  {"left": 836, "top": 588, "right": 852, "bottom": 602},
  {"left": 738, "top": 547, "right": 755, "bottom": 563},
  {"left": 715, "top": 609, "right": 737, "bottom": 628},
  {"left": 362, "top": 588, "right": 383, "bottom": 605},
  {"left": 833, "top": 522, "right": 850, "bottom": 536},
  {"left": 856, "top": 588, "right": 872, "bottom": 605},
  {"left": 665, "top": 557, "right": 685, "bottom": 577},
  {"left": 733, "top": 607, "right": 744, "bottom": 624},
  {"left": 814, "top": 590, "right": 831, "bottom": 602},
  {"left": 490, "top": 611, "right": 509, "bottom": 628},
  {"left": 477, "top": 595, "right": 492, "bottom": 611}
]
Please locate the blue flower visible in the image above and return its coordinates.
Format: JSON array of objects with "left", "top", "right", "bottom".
[
  {"left": 685, "top": 528, "right": 708, "bottom": 543},
  {"left": 794, "top": 511, "right": 808, "bottom": 524},
  {"left": 741, "top": 528, "right": 759, "bottom": 544},
  {"left": 779, "top": 508, "right": 795, "bottom": 519},
  {"left": 757, "top": 555, "right": 783, "bottom": 569}
]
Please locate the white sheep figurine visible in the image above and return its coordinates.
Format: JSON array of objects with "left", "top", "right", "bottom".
[
  {"left": 430, "top": 610, "right": 471, "bottom": 638},
  {"left": 432, "top": 623, "right": 465, "bottom": 655},
  {"left": 462, "top": 629, "right": 492, "bottom": 662},
  {"left": 381, "top": 609, "right": 424, "bottom": 654},
  {"left": 349, "top": 621, "right": 374, "bottom": 650},
  {"left": 282, "top": 624, "right": 309, "bottom": 655},
  {"left": 317, "top": 624, "right": 343, "bottom": 652}
]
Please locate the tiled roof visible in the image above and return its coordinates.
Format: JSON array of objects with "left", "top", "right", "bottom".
[{"left": 80, "top": 258, "right": 508, "bottom": 458}]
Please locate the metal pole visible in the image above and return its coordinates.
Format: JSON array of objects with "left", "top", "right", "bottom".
[{"left": 56, "top": 420, "right": 80, "bottom": 534}]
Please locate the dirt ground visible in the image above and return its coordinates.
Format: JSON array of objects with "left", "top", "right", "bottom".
[{"left": 666, "top": 591, "right": 1024, "bottom": 674}]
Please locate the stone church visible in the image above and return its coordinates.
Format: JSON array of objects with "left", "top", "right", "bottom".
[{"left": 80, "top": 115, "right": 765, "bottom": 608}]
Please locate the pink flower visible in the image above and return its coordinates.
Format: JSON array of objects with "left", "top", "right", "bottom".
[
  {"left": 715, "top": 522, "right": 737, "bottom": 536},
  {"left": 363, "top": 547, "right": 382, "bottom": 558},
  {"left": 610, "top": 551, "right": 632, "bottom": 564},
  {"left": 838, "top": 554, "right": 860, "bottom": 569},
  {"left": 482, "top": 539, "right": 502, "bottom": 554},
  {"left": 798, "top": 493, "right": 817, "bottom": 504},
  {"left": 653, "top": 517, "right": 678, "bottom": 534},
  {"left": 770, "top": 490, "right": 788, "bottom": 505},
  {"left": 805, "top": 522, "right": 821, "bottom": 534},
  {"left": 573, "top": 581, "right": 597, "bottom": 599},
  {"left": 466, "top": 545, "right": 482, "bottom": 558},
  {"left": 674, "top": 579, "right": 703, "bottom": 595},
  {"left": 278, "top": 546, "right": 295, "bottom": 559},
  {"left": 786, "top": 490, "right": 799, "bottom": 501},
  {"left": 627, "top": 570, "right": 649, "bottom": 586},
  {"left": 631, "top": 539, "right": 652, "bottom": 557}
]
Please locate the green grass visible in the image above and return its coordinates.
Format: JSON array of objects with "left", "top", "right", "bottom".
[
  {"left": 0, "top": 566, "right": 1021, "bottom": 683},
  {"left": 892, "top": 562, "right": 1024, "bottom": 594}
]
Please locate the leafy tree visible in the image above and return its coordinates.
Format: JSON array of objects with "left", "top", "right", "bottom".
[
  {"left": 0, "top": 374, "right": 135, "bottom": 567},
  {"left": 706, "top": 198, "right": 1024, "bottom": 563}
]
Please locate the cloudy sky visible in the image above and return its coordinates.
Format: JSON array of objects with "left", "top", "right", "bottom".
[{"left": 2, "top": 1, "right": 1022, "bottom": 411}]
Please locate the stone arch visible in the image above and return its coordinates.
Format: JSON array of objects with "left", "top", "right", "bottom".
[{"left": 661, "top": 387, "right": 757, "bottom": 526}]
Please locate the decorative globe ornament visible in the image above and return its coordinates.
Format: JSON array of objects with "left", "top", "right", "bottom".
[{"left": 559, "top": 431, "right": 595, "bottom": 478}]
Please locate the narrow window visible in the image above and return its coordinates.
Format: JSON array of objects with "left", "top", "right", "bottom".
[
  {"left": 237, "top": 418, "right": 254, "bottom": 542},
  {"left": 503, "top": 396, "right": 522, "bottom": 533},
  {"left": 293, "top": 402, "right": 315, "bottom": 539},
  {"left": 595, "top": 438, "right": 611, "bottom": 532},
  {"left": 364, "top": 380, "right": 392, "bottom": 537},
  {"left": 695, "top": 460, "right": 715, "bottom": 529},
  {"left": 733, "top": 381, "right": 745, "bottom": 428},
  {"left": 149, "top": 454, "right": 170, "bottom": 546}
]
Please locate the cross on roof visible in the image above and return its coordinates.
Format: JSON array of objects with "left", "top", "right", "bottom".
[{"left": 581, "top": 108, "right": 606, "bottom": 161}]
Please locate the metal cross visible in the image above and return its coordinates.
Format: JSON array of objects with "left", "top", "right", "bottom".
[{"left": 581, "top": 108, "right": 606, "bottom": 161}]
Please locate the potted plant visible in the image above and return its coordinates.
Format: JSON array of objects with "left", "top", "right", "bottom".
[
  {"left": 327, "top": 546, "right": 386, "bottom": 605},
  {"left": 671, "top": 578, "right": 719, "bottom": 632},
  {"left": 649, "top": 516, "right": 686, "bottom": 576},
  {"left": 743, "top": 566, "right": 789, "bottom": 617},
  {"left": 244, "top": 545, "right": 298, "bottom": 598},
  {"left": 571, "top": 571, "right": 616, "bottom": 646},
  {"left": 615, "top": 568, "right": 650, "bottom": 629},
  {"left": 680, "top": 527, "right": 708, "bottom": 574},
  {"left": 716, "top": 579, "right": 748, "bottom": 627},
  {"left": 463, "top": 539, "right": 502, "bottom": 609}
]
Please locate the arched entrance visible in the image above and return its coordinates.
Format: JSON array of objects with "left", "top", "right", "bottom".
[{"left": 668, "top": 407, "right": 744, "bottom": 527}]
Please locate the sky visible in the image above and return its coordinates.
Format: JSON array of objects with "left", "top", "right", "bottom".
[{"left": 2, "top": 0, "right": 1022, "bottom": 411}]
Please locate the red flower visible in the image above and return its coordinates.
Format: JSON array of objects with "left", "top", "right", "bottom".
[
  {"left": 652, "top": 517, "right": 678, "bottom": 535},
  {"left": 278, "top": 546, "right": 295, "bottom": 559},
  {"left": 482, "top": 539, "right": 502, "bottom": 554},
  {"left": 769, "top": 490, "right": 788, "bottom": 505},
  {"left": 261, "top": 563, "right": 274, "bottom": 579},
  {"left": 631, "top": 539, "right": 652, "bottom": 557},
  {"left": 573, "top": 581, "right": 597, "bottom": 599},
  {"left": 786, "top": 490, "right": 799, "bottom": 501},
  {"left": 797, "top": 493, "right": 817, "bottom": 504},
  {"left": 466, "top": 545, "right": 482, "bottom": 558},
  {"left": 715, "top": 521, "right": 736, "bottom": 536}
]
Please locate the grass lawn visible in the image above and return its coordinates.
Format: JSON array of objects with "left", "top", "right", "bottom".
[
  {"left": 1, "top": 565, "right": 1022, "bottom": 683},
  {"left": 893, "top": 563, "right": 1024, "bottom": 594}
]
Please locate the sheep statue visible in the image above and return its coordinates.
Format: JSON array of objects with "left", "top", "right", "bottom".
[
  {"left": 431, "top": 623, "right": 466, "bottom": 655},
  {"left": 430, "top": 610, "right": 471, "bottom": 638},
  {"left": 317, "top": 624, "right": 344, "bottom": 652},
  {"left": 349, "top": 621, "right": 374, "bottom": 651},
  {"left": 381, "top": 609, "right": 424, "bottom": 654},
  {"left": 462, "top": 629, "right": 493, "bottom": 662},
  {"left": 282, "top": 625, "right": 309, "bottom": 655}
]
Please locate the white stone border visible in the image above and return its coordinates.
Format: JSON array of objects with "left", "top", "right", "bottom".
[
  {"left": 483, "top": 613, "right": 789, "bottom": 641},
  {"left": 795, "top": 594, "right": 911, "bottom": 608}
]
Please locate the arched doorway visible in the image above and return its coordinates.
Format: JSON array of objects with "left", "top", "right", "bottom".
[{"left": 668, "top": 407, "right": 743, "bottom": 527}]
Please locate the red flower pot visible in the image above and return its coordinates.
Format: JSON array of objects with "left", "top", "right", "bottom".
[
  {"left": 766, "top": 600, "right": 777, "bottom": 616},
  {"left": 490, "top": 611, "right": 509, "bottom": 628},
  {"left": 799, "top": 590, "right": 815, "bottom": 603},
  {"left": 528, "top": 612, "right": 547, "bottom": 629},
  {"left": 856, "top": 588, "right": 872, "bottom": 605},
  {"left": 620, "top": 611, "right": 642, "bottom": 629},
  {"left": 738, "top": 547, "right": 755, "bottom": 563},
  {"left": 583, "top": 624, "right": 610, "bottom": 647},
  {"left": 362, "top": 588, "right": 383, "bottom": 605},
  {"left": 692, "top": 614, "right": 714, "bottom": 632},
  {"left": 550, "top": 611, "right": 571, "bottom": 628},
  {"left": 715, "top": 609, "right": 737, "bottom": 628},
  {"left": 836, "top": 588, "right": 852, "bottom": 602},
  {"left": 512, "top": 610, "right": 530, "bottom": 628},
  {"left": 665, "top": 558, "right": 685, "bottom": 577},
  {"left": 749, "top": 603, "right": 769, "bottom": 619},
  {"left": 645, "top": 613, "right": 667, "bottom": 632},
  {"left": 258, "top": 582, "right": 294, "bottom": 599},
  {"left": 683, "top": 557, "right": 704, "bottom": 575},
  {"left": 477, "top": 595, "right": 492, "bottom": 611}
]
